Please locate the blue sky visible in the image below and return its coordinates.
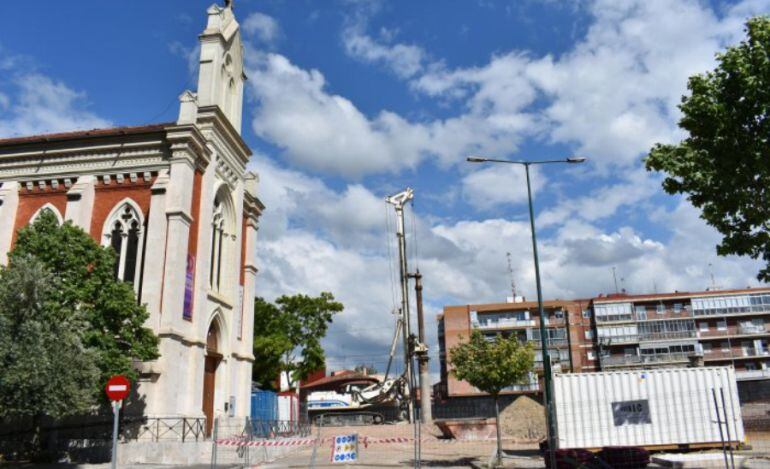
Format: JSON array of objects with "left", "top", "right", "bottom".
[{"left": 2, "top": 0, "right": 769, "bottom": 374}]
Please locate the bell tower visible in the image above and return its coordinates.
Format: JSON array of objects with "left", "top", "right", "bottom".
[{"left": 195, "top": 2, "right": 246, "bottom": 133}]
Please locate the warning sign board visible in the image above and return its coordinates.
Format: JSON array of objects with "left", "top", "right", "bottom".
[{"left": 331, "top": 434, "right": 359, "bottom": 464}]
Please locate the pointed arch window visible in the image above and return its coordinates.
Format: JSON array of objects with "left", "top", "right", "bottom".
[
  {"left": 103, "top": 202, "right": 145, "bottom": 285},
  {"left": 209, "top": 187, "right": 234, "bottom": 293}
]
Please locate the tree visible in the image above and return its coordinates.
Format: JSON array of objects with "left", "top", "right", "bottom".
[
  {"left": 0, "top": 255, "right": 100, "bottom": 451},
  {"left": 645, "top": 16, "right": 770, "bottom": 281},
  {"left": 449, "top": 330, "right": 534, "bottom": 467},
  {"left": 9, "top": 210, "right": 158, "bottom": 387},
  {"left": 252, "top": 292, "right": 343, "bottom": 390}
]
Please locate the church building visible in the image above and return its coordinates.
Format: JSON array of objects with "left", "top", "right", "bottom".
[{"left": 0, "top": 3, "right": 262, "bottom": 435}]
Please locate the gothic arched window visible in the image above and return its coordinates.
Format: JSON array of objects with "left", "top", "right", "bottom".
[
  {"left": 209, "top": 187, "right": 234, "bottom": 293},
  {"left": 103, "top": 201, "right": 145, "bottom": 285}
]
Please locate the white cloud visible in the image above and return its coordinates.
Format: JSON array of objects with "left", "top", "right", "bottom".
[
  {"left": 342, "top": 23, "right": 428, "bottom": 79},
  {"left": 0, "top": 74, "right": 110, "bottom": 139},
  {"left": 537, "top": 168, "right": 661, "bottom": 227},
  {"left": 242, "top": 0, "right": 770, "bottom": 373},
  {"left": 245, "top": 51, "right": 536, "bottom": 177},
  {"left": 242, "top": 12, "right": 280, "bottom": 45},
  {"left": 462, "top": 163, "right": 546, "bottom": 210}
]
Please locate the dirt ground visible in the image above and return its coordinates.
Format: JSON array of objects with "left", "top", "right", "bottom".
[{"left": 256, "top": 422, "right": 541, "bottom": 468}]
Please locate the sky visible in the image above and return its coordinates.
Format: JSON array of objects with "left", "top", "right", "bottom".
[{"left": 2, "top": 0, "right": 769, "bottom": 378}]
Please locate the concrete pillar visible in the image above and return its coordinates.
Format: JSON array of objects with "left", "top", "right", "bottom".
[
  {"left": 0, "top": 182, "right": 19, "bottom": 265},
  {"left": 64, "top": 175, "right": 95, "bottom": 231},
  {"left": 160, "top": 157, "right": 195, "bottom": 327},
  {"left": 141, "top": 170, "right": 170, "bottom": 329}
]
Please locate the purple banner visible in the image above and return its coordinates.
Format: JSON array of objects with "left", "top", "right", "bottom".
[{"left": 183, "top": 253, "right": 195, "bottom": 320}]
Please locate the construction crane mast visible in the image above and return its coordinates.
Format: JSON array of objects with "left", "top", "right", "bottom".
[{"left": 385, "top": 188, "right": 415, "bottom": 423}]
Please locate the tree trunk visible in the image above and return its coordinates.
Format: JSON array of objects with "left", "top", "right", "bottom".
[{"left": 494, "top": 395, "right": 502, "bottom": 467}]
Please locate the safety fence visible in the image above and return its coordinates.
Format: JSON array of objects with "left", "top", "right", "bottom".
[{"left": 212, "top": 391, "right": 770, "bottom": 468}]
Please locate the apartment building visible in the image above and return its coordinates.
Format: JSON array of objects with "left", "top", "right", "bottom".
[
  {"left": 437, "top": 287, "right": 770, "bottom": 399},
  {"left": 593, "top": 288, "right": 770, "bottom": 381},
  {"left": 437, "top": 298, "right": 596, "bottom": 398}
]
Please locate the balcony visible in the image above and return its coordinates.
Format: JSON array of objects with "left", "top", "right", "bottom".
[
  {"left": 736, "top": 369, "right": 770, "bottom": 381},
  {"left": 740, "top": 324, "right": 767, "bottom": 334},
  {"left": 474, "top": 319, "right": 536, "bottom": 330},
  {"left": 704, "top": 348, "right": 770, "bottom": 360},
  {"left": 693, "top": 305, "right": 770, "bottom": 318},
  {"left": 598, "top": 335, "right": 639, "bottom": 345},
  {"left": 529, "top": 337, "right": 569, "bottom": 348},
  {"left": 638, "top": 330, "right": 697, "bottom": 341},
  {"left": 601, "top": 352, "right": 692, "bottom": 367},
  {"left": 745, "top": 347, "right": 770, "bottom": 358}
]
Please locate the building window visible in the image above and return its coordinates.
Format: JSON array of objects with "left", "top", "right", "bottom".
[
  {"left": 673, "top": 303, "right": 682, "bottom": 313},
  {"left": 699, "top": 322, "right": 709, "bottom": 332},
  {"left": 209, "top": 187, "right": 235, "bottom": 294},
  {"left": 702, "top": 342, "right": 712, "bottom": 354},
  {"left": 102, "top": 201, "right": 144, "bottom": 285},
  {"left": 747, "top": 362, "right": 758, "bottom": 371},
  {"left": 721, "top": 342, "right": 730, "bottom": 352},
  {"left": 717, "top": 319, "right": 727, "bottom": 331},
  {"left": 582, "top": 309, "right": 591, "bottom": 319},
  {"left": 656, "top": 304, "right": 665, "bottom": 314},
  {"left": 587, "top": 351, "right": 595, "bottom": 360},
  {"left": 585, "top": 330, "right": 594, "bottom": 340},
  {"left": 554, "top": 309, "right": 564, "bottom": 320},
  {"left": 635, "top": 305, "right": 647, "bottom": 320}
]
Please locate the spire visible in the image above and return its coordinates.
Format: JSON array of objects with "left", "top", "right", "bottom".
[{"left": 191, "top": 3, "right": 246, "bottom": 133}]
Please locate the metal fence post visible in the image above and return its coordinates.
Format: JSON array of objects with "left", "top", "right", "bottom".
[
  {"left": 211, "top": 417, "right": 218, "bottom": 469},
  {"left": 712, "top": 388, "right": 729, "bottom": 469},
  {"left": 719, "top": 388, "right": 736, "bottom": 469},
  {"left": 310, "top": 414, "right": 323, "bottom": 469}
]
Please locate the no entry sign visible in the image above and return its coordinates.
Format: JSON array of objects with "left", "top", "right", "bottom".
[{"left": 105, "top": 375, "right": 130, "bottom": 401}]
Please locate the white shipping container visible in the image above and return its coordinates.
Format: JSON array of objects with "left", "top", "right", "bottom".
[{"left": 553, "top": 366, "right": 743, "bottom": 449}]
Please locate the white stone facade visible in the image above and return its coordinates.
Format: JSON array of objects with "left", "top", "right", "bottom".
[{"left": 0, "top": 3, "right": 262, "bottom": 433}]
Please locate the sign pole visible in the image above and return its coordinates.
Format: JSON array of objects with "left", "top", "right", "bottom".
[
  {"left": 105, "top": 375, "right": 130, "bottom": 469},
  {"left": 111, "top": 400, "right": 120, "bottom": 469}
]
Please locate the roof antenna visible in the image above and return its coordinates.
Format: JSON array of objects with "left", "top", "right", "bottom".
[
  {"left": 612, "top": 266, "right": 619, "bottom": 294},
  {"left": 708, "top": 263, "right": 720, "bottom": 290},
  {"left": 507, "top": 252, "right": 517, "bottom": 301}
]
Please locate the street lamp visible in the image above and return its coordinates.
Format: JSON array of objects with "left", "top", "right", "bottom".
[{"left": 466, "top": 155, "right": 587, "bottom": 468}]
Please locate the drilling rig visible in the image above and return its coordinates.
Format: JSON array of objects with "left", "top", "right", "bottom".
[{"left": 306, "top": 188, "right": 428, "bottom": 426}]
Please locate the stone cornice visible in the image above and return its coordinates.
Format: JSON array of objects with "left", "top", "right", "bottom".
[
  {"left": 231, "top": 351, "right": 256, "bottom": 362},
  {"left": 196, "top": 105, "right": 251, "bottom": 166},
  {"left": 0, "top": 137, "right": 170, "bottom": 182},
  {"left": 164, "top": 124, "right": 211, "bottom": 171},
  {"left": 158, "top": 328, "right": 206, "bottom": 348}
]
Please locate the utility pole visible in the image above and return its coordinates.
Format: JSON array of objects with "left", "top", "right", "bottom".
[
  {"left": 409, "top": 270, "right": 432, "bottom": 422},
  {"left": 386, "top": 188, "right": 415, "bottom": 423}
]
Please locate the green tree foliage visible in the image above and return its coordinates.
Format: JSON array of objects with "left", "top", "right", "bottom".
[
  {"left": 646, "top": 17, "right": 770, "bottom": 280},
  {"left": 252, "top": 292, "right": 343, "bottom": 389},
  {"left": 449, "top": 330, "right": 534, "bottom": 466},
  {"left": 9, "top": 210, "right": 158, "bottom": 386},
  {"left": 0, "top": 255, "right": 100, "bottom": 418}
]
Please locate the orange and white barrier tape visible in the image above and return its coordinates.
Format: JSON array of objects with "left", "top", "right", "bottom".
[{"left": 216, "top": 436, "right": 524, "bottom": 448}]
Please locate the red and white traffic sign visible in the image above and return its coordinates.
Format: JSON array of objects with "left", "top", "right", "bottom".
[{"left": 105, "top": 375, "right": 130, "bottom": 401}]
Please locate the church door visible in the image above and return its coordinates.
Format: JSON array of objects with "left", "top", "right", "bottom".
[{"left": 203, "top": 321, "right": 222, "bottom": 436}]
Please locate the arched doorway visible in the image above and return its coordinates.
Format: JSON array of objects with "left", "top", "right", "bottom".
[{"left": 203, "top": 320, "right": 222, "bottom": 436}]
